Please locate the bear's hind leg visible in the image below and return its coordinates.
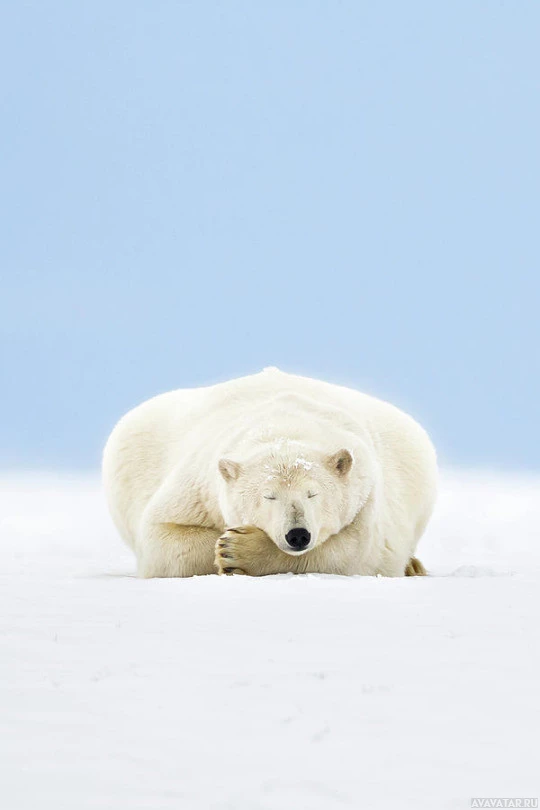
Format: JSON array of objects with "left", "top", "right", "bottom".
[{"left": 405, "top": 556, "right": 427, "bottom": 576}]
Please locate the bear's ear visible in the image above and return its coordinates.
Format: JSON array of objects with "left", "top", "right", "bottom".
[
  {"left": 326, "top": 449, "right": 353, "bottom": 478},
  {"left": 218, "top": 458, "right": 242, "bottom": 482}
]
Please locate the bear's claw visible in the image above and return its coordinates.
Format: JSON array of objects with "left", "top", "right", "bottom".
[{"left": 405, "top": 556, "right": 427, "bottom": 576}]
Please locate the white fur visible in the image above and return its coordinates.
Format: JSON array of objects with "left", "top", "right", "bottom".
[{"left": 102, "top": 368, "right": 438, "bottom": 577}]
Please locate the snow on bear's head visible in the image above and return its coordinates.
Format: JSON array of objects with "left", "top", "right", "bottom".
[{"left": 217, "top": 440, "right": 370, "bottom": 555}]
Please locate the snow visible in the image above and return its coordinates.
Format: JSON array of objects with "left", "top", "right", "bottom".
[
  {"left": 293, "top": 457, "right": 314, "bottom": 470},
  {"left": 1, "top": 470, "right": 539, "bottom": 809}
]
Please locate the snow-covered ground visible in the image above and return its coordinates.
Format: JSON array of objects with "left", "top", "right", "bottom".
[{"left": 1, "top": 471, "right": 538, "bottom": 809}]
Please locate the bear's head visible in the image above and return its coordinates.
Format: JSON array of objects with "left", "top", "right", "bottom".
[{"left": 217, "top": 440, "right": 373, "bottom": 555}]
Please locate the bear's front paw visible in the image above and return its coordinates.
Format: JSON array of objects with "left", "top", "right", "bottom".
[{"left": 215, "top": 526, "right": 271, "bottom": 576}]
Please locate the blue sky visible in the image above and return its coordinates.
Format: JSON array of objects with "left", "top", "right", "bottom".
[{"left": 1, "top": 1, "right": 539, "bottom": 470}]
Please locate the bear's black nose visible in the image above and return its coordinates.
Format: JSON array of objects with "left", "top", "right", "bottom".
[{"left": 285, "top": 528, "right": 311, "bottom": 551}]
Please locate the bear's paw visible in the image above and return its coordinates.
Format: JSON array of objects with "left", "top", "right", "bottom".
[
  {"left": 215, "top": 526, "right": 271, "bottom": 576},
  {"left": 405, "top": 556, "right": 427, "bottom": 576}
]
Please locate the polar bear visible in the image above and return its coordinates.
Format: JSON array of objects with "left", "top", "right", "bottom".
[{"left": 102, "top": 367, "right": 437, "bottom": 578}]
